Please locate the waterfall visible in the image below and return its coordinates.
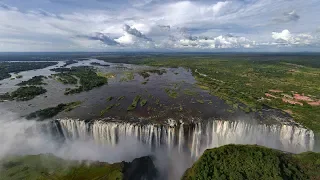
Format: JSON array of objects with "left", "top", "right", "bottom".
[{"left": 56, "top": 118, "right": 315, "bottom": 158}]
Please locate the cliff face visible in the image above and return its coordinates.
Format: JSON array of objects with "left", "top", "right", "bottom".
[
  {"left": 181, "top": 144, "right": 320, "bottom": 180},
  {"left": 54, "top": 118, "right": 314, "bottom": 158},
  {"left": 0, "top": 154, "right": 158, "bottom": 180}
]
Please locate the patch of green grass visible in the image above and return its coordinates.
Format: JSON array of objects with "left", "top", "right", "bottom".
[
  {"left": 183, "top": 89, "right": 198, "bottom": 96},
  {"left": 100, "top": 104, "right": 115, "bottom": 116},
  {"left": 117, "top": 96, "right": 125, "bottom": 101},
  {"left": 127, "top": 95, "right": 141, "bottom": 111},
  {"left": 141, "top": 79, "right": 149, "bottom": 85},
  {"left": 120, "top": 72, "right": 134, "bottom": 82},
  {"left": 164, "top": 88, "right": 178, "bottom": 99},
  {"left": 155, "top": 99, "right": 160, "bottom": 105},
  {"left": 64, "top": 101, "right": 82, "bottom": 112},
  {"left": 107, "top": 96, "right": 114, "bottom": 102},
  {"left": 97, "top": 72, "right": 115, "bottom": 79},
  {"left": 196, "top": 99, "right": 204, "bottom": 104},
  {"left": 138, "top": 71, "right": 150, "bottom": 79},
  {"left": 140, "top": 99, "right": 147, "bottom": 107}
]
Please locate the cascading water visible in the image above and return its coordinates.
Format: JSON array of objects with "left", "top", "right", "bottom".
[{"left": 56, "top": 118, "right": 315, "bottom": 158}]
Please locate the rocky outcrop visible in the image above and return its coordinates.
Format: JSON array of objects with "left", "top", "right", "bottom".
[{"left": 123, "top": 156, "right": 158, "bottom": 180}]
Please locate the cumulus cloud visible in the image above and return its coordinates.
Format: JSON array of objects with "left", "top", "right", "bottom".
[
  {"left": 0, "top": 0, "right": 320, "bottom": 51},
  {"left": 123, "top": 24, "right": 152, "bottom": 41},
  {"left": 272, "top": 29, "right": 315, "bottom": 46},
  {"left": 175, "top": 34, "right": 255, "bottom": 49}
]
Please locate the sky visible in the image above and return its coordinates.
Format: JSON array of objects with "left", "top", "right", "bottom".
[{"left": 0, "top": 0, "right": 319, "bottom": 52}]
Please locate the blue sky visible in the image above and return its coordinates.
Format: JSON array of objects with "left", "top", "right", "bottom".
[{"left": 0, "top": 0, "right": 319, "bottom": 52}]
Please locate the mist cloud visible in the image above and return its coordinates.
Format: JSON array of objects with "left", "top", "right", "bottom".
[{"left": 0, "top": 109, "right": 149, "bottom": 162}]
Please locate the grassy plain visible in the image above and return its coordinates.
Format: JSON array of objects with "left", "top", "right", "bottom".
[{"left": 136, "top": 56, "right": 320, "bottom": 132}]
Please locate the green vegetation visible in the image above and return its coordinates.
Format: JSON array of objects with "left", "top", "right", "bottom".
[
  {"left": 90, "top": 62, "right": 110, "bottom": 67},
  {"left": 127, "top": 95, "right": 141, "bottom": 111},
  {"left": 139, "top": 57, "right": 320, "bottom": 132},
  {"left": 101, "top": 104, "right": 115, "bottom": 116},
  {"left": 54, "top": 67, "right": 108, "bottom": 95},
  {"left": 120, "top": 72, "right": 134, "bottom": 82},
  {"left": 10, "top": 86, "right": 47, "bottom": 101},
  {"left": 54, "top": 73, "right": 77, "bottom": 84},
  {"left": 184, "top": 89, "right": 197, "bottom": 96},
  {"left": 62, "top": 60, "right": 78, "bottom": 67},
  {"left": 0, "top": 62, "right": 57, "bottom": 80},
  {"left": 107, "top": 96, "right": 114, "bottom": 102},
  {"left": 97, "top": 72, "right": 116, "bottom": 79},
  {"left": 140, "top": 99, "right": 148, "bottom": 107},
  {"left": 196, "top": 99, "right": 204, "bottom": 104},
  {"left": 148, "top": 69, "right": 167, "bottom": 75},
  {"left": 142, "top": 79, "right": 149, "bottom": 85},
  {"left": 16, "top": 75, "right": 23, "bottom": 79},
  {"left": 164, "top": 88, "right": 178, "bottom": 99},
  {"left": 138, "top": 71, "right": 150, "bottom": 79},
  {"left": 0, "top": 93, "right": 12, "bottom": 101},
  {"left": 182, "top": 144, "right": 320, "bottom": 180},
  {"left": 0, "top": 154, "right": 157, "bottom": 180},
  {"left": 117, "top": 96, "right": 125, "bottom": 101},
  {"left": 26, "top": 101, "right": 82, "bottom": 120},
  {"left": 155, "top": 99, "right": 160, "bottom": 105},
  {"left": 17, "top": 76, "right": 46, "bottom": 86}
]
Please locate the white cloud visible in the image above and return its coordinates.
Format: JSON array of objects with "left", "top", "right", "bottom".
[
  {"left": 272, "top": 29, "right": 315, "bottom": 46},
  {"left": 176, "top": 34, "right": 255, "bottom": 49},
  {"left": 0, "top": 0, "right": 320, "bottom": 51}
]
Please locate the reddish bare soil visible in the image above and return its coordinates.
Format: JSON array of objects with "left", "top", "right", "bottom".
[
  {"left": 294, "top": 94, "right": 313, "bottom": 102},
  {"left": 265, "top": 93, "right": 277, "bottom": 99},
  {"left": 282, "top": 98, "right": 303, "bottom": 106}
]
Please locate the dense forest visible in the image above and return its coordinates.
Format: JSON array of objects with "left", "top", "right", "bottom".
[
  {"left": 26, "top": 101, "right": 82, "bottom": 121},
  {"left": 0, "top": 62, "right": 57, "bottom": 80},
  {"left": 0, "top": 154, "right": 157, "bottom": 180},
  {"left": 52, "top": 66, "right": 108, "bottom": 95},
  {"left": 182, "top": 144, "right": 320, "bottom": 180}
]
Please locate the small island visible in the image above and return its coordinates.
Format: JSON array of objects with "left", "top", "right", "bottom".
[{"left": 10, "top": 86, "right": 47, "bottom": 101}]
